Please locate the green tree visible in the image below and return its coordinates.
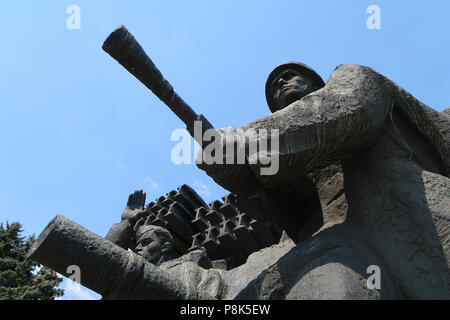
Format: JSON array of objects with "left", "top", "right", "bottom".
[{"left": 0, "top": 221, "right": 64, "bottom": 300}]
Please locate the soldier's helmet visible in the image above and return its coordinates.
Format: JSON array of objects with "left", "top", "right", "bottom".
[{"left": 265, "top": 61, "right": 325, "bottom": 113}]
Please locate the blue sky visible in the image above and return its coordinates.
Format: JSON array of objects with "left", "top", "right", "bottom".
[{"left": 1, "top": 1, "right": 449, "bottom": 299}]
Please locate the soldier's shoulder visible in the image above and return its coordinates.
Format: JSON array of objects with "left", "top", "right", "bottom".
[
  {"left": 326, "top": 64, "right": 389, "bottom": 89},
  {"left": 332, "top": 63, "right": 382, "bottom": 76},
  {"left": 442, "top": 107, "right": 450, "bottom": 118}
]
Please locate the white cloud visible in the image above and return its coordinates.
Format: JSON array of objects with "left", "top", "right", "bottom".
[
  {"left": 116, "top": 162, "right": 126, "bottom": 169},
  {"left": 192, "top": 180, "right": 211, "bottom": 197},
  {"left": 145, "top": 177, "right": 159, "bottom": 189}
]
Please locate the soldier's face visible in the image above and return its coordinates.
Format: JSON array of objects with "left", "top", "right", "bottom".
[
  {"left": 270, "top": 69, "right": 313, "bottom": 111},
  {"left": 135, "top": 230, "right": 164, "bottom": 264}
]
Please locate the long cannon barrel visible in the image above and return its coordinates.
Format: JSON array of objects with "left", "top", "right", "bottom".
[
  {"left": 26, "top": 215, "right": 198, "bottom": 299},
  {"left": 102, "top": 25, "right": 214, "bottom": 144}
]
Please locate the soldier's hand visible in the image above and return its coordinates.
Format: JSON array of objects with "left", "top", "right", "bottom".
[
  {"left": 196, "top": 126, "right": 244, "bottom": 174},
  {"left": 195, "top": 127, "right": 262, "bottom": 197},
  {"left": 121, "top": 190, "right": 146, "bottom": 224}
]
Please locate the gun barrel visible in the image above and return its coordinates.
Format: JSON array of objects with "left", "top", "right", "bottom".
[
  {"left": 27, "top": 215, "right": 194, "bottom": 299},
  {"left": 102, "top": 25, "right": 213, "bottom": 140}
]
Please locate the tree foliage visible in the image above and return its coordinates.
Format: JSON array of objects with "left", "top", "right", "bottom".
[{"left": 0, "top": 221, "right": 64, "bottom": 300}]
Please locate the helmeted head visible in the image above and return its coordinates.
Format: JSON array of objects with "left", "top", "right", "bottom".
[
  {"left": 134, "top": 224, "right": 174, "bottom": 265},
  {"left": 265, "top": 62, "right": 325, "bottom": 113}
]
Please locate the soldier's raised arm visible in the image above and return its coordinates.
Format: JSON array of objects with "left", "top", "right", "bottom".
[
  {"left": 240, "top": 64, "right": 393, "bottom": 188},
  {"left": 105, "top": 190, "right": 146, "bottom": 249}
]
